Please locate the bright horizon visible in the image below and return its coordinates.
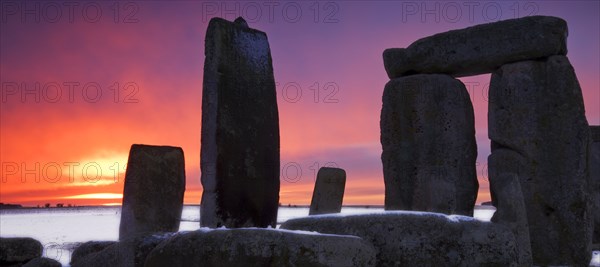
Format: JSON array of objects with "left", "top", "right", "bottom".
[{"left": 1, "top": 1, "right": 599, "bottom": 207}]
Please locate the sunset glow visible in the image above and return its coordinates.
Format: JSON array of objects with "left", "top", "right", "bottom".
[
  {"left": 1, "top": 1, "right": 598, "bottom": 207},
  {"left": 61, "top": 193, "right": 123, "bottom": 200}
]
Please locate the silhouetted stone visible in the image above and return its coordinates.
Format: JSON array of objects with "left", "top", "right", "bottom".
[
  {"left": 201, "top": 17, "right": 280, "bottom": 228},
  {"left": 71, "top": 241, "right": 117, "bottom": 266},
  {"left": 71, "top": 234, "right": 172, "bottom": 267},
  {"left": 383, "top": 16, "right": 567, "bottom": 78},
  {"left": 381, "top": 74, "right": 478, "bottom": 215},
  {"left": 281, "top": 212, "right": 518, "bottom": 266},
  {"left": 489, "top": 55, "right": 592, "bottom": 266},
  {"left": 309, "top": 167, "right": 346, "bottom": 215},
  {"left": 489, "top": 150, "right": 532, "bottom": 266},
  {"left": 119, "top": 144, "right": 185, "bottom": 240},
  {"left": 0, "top": 237, "right": 42, "bottom": 265},
  {"left": 144, "top": 228, "right": 376, "bottom": 267},
  {"left": 22, "top": 257, "right": 61, "bottom": 267},
  {"left": 591, "top": 126, "right": 600, "bottom": 244}
]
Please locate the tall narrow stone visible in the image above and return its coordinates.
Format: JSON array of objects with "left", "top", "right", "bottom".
[
  {"left": 591, "top": 126, "right": 600, "bottom": 244},
  {"left": 119, "top": 144, "right": 185, "bottom": 240},
  {"left": 309, "top": 167, "right": 346, "bottom": 215},
  {"left": 201, "top": 17, "right": 280, "bottom": 228},
  {"left": 381, "top": 74, "right": 478, "bottom": 216},
  {"left": 489, "top": 150, "right": 532, "bottom": 266},
  {"left": 489, "top": 55, "right": 592, "bottom": 266}
]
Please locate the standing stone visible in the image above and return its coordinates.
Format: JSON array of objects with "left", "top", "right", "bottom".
[
  {"left": 309, "top": 167, "right": 346, "bottom": 215},
  {"left": 591, "top": 126, "right": 600, "bottom": 244},
  {"left": 119, "top": 144, "right": 185, "bottom": 240},
  {"left": 489, "top": 150, "right": 532, "bottom": 266},
  {"left": 381, "top": 74, "right": 478, "bottom": 216},
  {"left": 489, "top": 55, "right": 592, "bottom": 266},
  {"left": 201, "top": 17, "right": 280, "bottom": 228},
  {"left": 383, "top": 16, "right": 567, "bottom": 78}
]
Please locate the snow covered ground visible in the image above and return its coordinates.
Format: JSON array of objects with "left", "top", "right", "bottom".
[{"left": 1, "top": 206, "right": 597, "bottom": 266}]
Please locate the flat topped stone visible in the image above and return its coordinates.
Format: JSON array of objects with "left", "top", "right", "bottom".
[
  {"left": 383, "top": 16, "right": 567, "bottom": 78},
  {"left": 71, "top": 234, "right": 174, "bottom": 267},
  {"left": 201, "top": 17, "right": 280, "bottom": 228},
  {"left": 119, "top": 144, "right": 186, "bottom": 240},
  {"left": 144, "top": 228, "right": 376, "bottom": 267},
  {"left": 281, "top": 212, "right": 519, "bottom": 266},
  {"left": 309, "top": 167, "right": 346, "bottom": 215}
]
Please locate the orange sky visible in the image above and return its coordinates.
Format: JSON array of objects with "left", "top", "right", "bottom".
[{"left": 1, "top": 1, "right": 598, "bottom": 206}]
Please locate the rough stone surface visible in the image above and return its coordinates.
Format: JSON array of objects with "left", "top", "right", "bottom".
[
  {"left": 144, "top": 228, "right": 376, "bottom": 267},
  {"left": 201, "top": 17, "right": 280, "bottom": 228},
  {"left": 591, "top": 126, "right": 600, "bottom": 244},
  {"left": 381, "top": 74, "right": 478, "bottom": 215},
  {"left": 22, "top": 257, "right": 62, "bottom": 267},
  {"left": 119, "top": 144, "right": 186, "bottom": 240},
  {"left": 383, "top": 16, "right": 567, "bottom": 78},
  {"left": 309, "top": 167, "right": 346, "bottom": 215},
  {"left": 71, "top": 234, "right": 172, "bottom": 267},
  {"left": 489, "top": 150, "right": 532, "bottom": 266},
  {"left": 281, "top": 212, "right": 518, "bottom": 267},
  {"left": 0, "top": 238, "right": 42, "bottom": 265},
  {"left": 70, "top": 241, "right": 117, "bottom": 265},
  {"left": 488, "top": 55, "right": 592, "bottom": 266}
]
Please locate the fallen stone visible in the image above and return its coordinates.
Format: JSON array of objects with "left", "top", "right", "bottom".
[
  {"left": 309, "top": 167, "right": 346, "bottom": 215},
  {"left": 281, "top": 212, "right": 518, "bottom": 266},
  {"left": 22, "top": 257, "right": 61, "bottom": 267},
  {"left": 70, "top": 241, "right": 117, "bottom": 266},
  {"left": 489, "top": 55, "right": 592, "bottom": 266},
  {"left": 381, "top": 74, "right": 478, "bottom": 215},
  {"left": 201, "top": 17, "right": 280, "bottom": 228},
  {"left": 0, "top": 237, "right": 42, "bottom": 265},
  {"left": 144, "top": 228, "right": 376, "bottom": 267},
  {"left": 591, "top": 126, "right": 600, "bottom": 244},
  {"left": 119, "top": 144, "right": 186, "bottom": 240},
  {"left": 383, "top": 16, "right": 567, "bottom": 78},
  {"left": 488, "top": 150, "right": 532, "bottom": 266},
  {"left": 71, "top": 234, "right": 172, "bottom": 267}
]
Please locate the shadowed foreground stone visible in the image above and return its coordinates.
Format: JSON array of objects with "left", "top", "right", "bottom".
[
  {"left": 591, "top": 126, "right": 600, "bottom": 244},
  {"left": 119, "top": 144, "right": 185, "bottom": 240},
  {"left": 22, "top": 257, "right": 61, "bottom": 267},
  {"left": 489, "top": 150, "right": 532, "bottom": 266},
  {"left": 70, "top": 241, "right": 117, "bottom": 266},
  {"left": 489, "top": 55, "right": 592, "bottom": 266},
  {"left": 201, "top": 17, "right": 280, "bottom": 228},
  {"left": 381, "top": 74, "right": 478, "bottom": 215},
  {"left": 281, "top": 212, "right": 519, "bottom": 266},
  {"left": 0, "top": 237, "right": 42, "bottom": 265},
  {"left": 383, "top": 16, "right": 567, "bottom": 78},
  {"left": 309, "top": 167, "right": 346, "bottom": 215},
  {"left": 71, "top": 234, "right": 172, "bottom": 267},
  {"left": 144, "top": 228, "right": 376, "bottom": 267}
]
